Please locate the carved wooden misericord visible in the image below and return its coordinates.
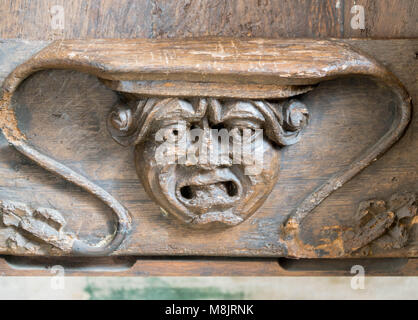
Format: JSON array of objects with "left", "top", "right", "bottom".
[{"left": 0, "top": 39, "right": 414, "bottom": 258}]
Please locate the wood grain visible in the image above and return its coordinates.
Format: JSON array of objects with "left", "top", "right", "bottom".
[
  {"left": 343, "top": 0, "right": 418, "bottom": 38},
  {"left": 0, "top": 0, "right": 416, "bottom": 40},
  {"left": 0, "top": 1, "right": 416, "bottom": 274},
  {"left": 1, "top": 256, "right": 417, "bottom": 276},
  {"left": 0, "top": 39, "right": 415, "bottom": 259}
]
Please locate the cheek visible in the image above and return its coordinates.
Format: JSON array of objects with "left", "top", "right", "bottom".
[
  {"left": 241, "top": 139, "right": 280, "bottom": 184},
  {"left": 135, "top": 143, "right": 158, "bottom": 185},
  {"left": 135, "top": 142, "right": 179, "bottom": 192},
  {"left": 262, "top": 141, "right": 281, "bottom": 179},
  {"left": 136, "top": 141, "right": 155, "bottom": 163}
]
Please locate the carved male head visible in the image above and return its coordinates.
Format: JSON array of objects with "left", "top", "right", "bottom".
[{"left": 108, "top": 97, "right": 308, "bottom": 227}]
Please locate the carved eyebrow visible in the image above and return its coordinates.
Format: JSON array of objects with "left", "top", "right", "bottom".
[
  {"left": 150, "top": 98, "right": 209, "bottom": 127},
  {"left": 153, "top": 98, "right": 195, "bottom": 122},
  {"left": 221, "top": 101, "right": 266, "bottom": 124}
]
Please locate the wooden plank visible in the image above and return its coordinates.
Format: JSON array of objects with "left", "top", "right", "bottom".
[
  {"left": 0, "top": 40, "right": 50, "bottom": 86},
  {"left": 0, "top": 0, "right": 341, "bottom": 39},
  {"left": 343, "top": 0, "right": 418, "bottom": 38},
  {"left": 0, "top": 1, "right": 416, "bottom": 276},
  {"left": 0, "top": 39, "right": 415, "bottom": 259},
  {"left": 0, "top": 0, "right": 416, "bottom": 40},
  {"left": 0, "top": 38, "right": 393, "bottom": 88},
  {"left": 1, "top": 256, "right": 417, "bottom": 276}
]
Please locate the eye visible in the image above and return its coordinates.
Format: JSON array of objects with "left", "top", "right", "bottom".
[
  {"left": 236, "top": 125, "right": 255, "bottom": 133},
  {"left": 230, "top": 126, "right": 262, "bottom": 145},
  {"left": 158, "top": 123, "right": 187, "bottom": 141},
  {"left": 169, "top": 127, "right": 183, "bottom": 139},
  {"left": 232, "top": 125, "right": 258, "bottom": 136},
  {"left": 240, "top": 127, "right": 258, "bottom": 138}
]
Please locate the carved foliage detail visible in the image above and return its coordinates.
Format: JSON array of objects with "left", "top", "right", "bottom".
[
  {"left": 343, "top": 192, "right": 417, "bottom": 254},
  {"left": 0, "top": 200, "right": 74, "bottom": 253}
]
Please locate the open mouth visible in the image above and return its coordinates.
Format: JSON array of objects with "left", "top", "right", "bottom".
[
  {"left": 180, "top": 181, "right": 238, "bottom": 199},
  {"left": 176, "top": 169, "right": 242, "bottom": 213}
]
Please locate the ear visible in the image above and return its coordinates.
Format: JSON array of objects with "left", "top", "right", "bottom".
[
  {"left": 280, "top": 99, "right": 310, "bottom": 132},
  {"left": 253, "top": 99, "right": 309, "bottom": 147},
  {"left": 107, "top": 100, "right": 147, "bottom": 146}
]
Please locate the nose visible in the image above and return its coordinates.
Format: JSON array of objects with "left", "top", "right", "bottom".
[{"left": 182, "top": 120, "right": 232, "bottom": 169}]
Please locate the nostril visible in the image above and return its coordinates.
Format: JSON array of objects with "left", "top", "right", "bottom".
[
  {"left": 180, "top": 186, "right": 194, "bottom": 199},
  {"left": 223, "top": 181, "right": 238, "bottom": 197}
]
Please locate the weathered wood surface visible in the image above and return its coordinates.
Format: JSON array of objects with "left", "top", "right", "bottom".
[
  {"left": 0, "top": 38, "right": 399, "bottom": 87},
  {"left": 0, "top": 1, "right": 417, "bottom": 275},
  {"left": 0, "top": 39, "right": 416, "bottom": 259},
  {"left": 0, "top": 0, "right": 417, "bottom": 40},
  {"left": 1, "top": 256, "right": 417, "bottom": 276}
]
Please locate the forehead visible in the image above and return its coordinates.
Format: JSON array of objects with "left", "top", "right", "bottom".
[{"left": 153, "top": 98, "right": 265, "bottom": 124}]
